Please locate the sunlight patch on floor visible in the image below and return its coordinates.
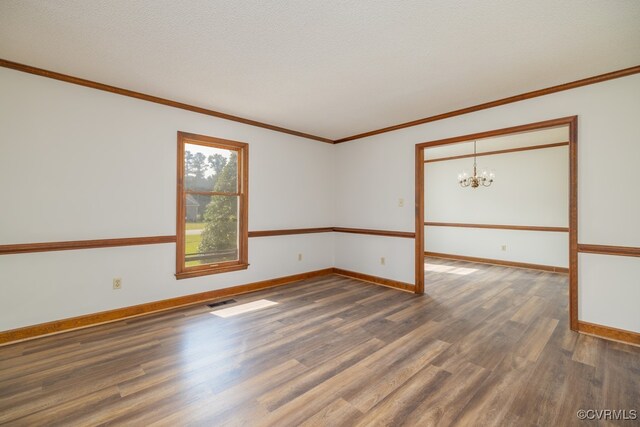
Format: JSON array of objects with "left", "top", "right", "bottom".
[
  {"left": 210, "top": 299, "right": 278, "bottom": 317},
  {"left": 425, "top": 263, "right": 478, "bottom": 275}
]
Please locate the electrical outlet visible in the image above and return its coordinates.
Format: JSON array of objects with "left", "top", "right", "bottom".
[
  {"left": 113, "top": 278, "right": 122, "bottom": 290},
  {"left": 380, "top": 257, "right": 386, "bottom": 265},
  {"left": 298, "top": 253, "right": 303, "bottom": 261},
  {"left": 398, "top": 198, "right": 404, "bottom": 207},
  {"left": 501, "top": 245, "right": 507, "bottom": 251}
]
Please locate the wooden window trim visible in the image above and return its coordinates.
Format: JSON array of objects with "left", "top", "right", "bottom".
[
  {"left": 176, "top": 132, "right": 249, "bottom": 280},
  {"left": 185, "top": 190, "right": 241, "bottom": 197}
]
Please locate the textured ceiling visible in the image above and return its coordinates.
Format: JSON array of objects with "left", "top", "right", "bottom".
[{"left": 1, "top": 1, "right": 639, "bottom": 140}]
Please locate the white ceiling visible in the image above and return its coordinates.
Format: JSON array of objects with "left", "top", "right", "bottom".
[{"left": 1, "top": 1, "right": 639, "bottom": 140}]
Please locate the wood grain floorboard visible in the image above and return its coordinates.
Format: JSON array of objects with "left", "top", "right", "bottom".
[{"left": 1, "top": 258, "right": 639, "bottom": 426}]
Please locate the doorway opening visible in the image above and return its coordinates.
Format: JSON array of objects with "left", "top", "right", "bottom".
[{"left": 414, "top": 116, "right": 578, "bottom": 330}]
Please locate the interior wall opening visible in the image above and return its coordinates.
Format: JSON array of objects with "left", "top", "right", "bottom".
[{"left": 415, "top": 117, "right": 578, "bottom": 330}]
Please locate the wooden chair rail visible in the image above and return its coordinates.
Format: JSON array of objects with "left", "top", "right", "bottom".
[{"left": 424, "top": 222, "right": 569, "bottom": 232}]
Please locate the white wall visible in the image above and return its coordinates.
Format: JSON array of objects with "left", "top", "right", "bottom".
[
  {"left": 425, "top": 146, "right": 569, "bottom": 267},
  {"left": 2, "top": 67, "right": 639, "bottom": 335},
  {"left": 334, "top": 73, "right": 640, "bottom": 333},
  {"left": 0, "top": 67, "right": 335, "bottom": 331},
  {"left": 425, "top": 227, "right": 568, "bottom": 268},
  {"left": 579, "top": 254, "right": 640, "bottom": 333},
  {"left": 334, "top": 233, "right": 414, "bottom": 283}
]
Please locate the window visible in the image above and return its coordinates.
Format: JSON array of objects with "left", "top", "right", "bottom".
[{"left": 176, "top": 132, "right": 248, "bottom": 279}]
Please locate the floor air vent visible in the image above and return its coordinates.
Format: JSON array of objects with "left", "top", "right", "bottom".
[{"left": 207, "top": 299, "right": 236, "bottom": 308}]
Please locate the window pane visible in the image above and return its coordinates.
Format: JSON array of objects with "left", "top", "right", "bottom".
[
  {"left": 184, "top": 143, "right": 238, "bottom": 192},
  {"left": 184, "top": 195, "right": 239, "bottom": 267}
]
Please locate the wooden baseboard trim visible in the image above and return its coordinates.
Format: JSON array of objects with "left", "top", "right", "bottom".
[
  {"left": 424, "top": 251, "right": 569, "bottom": 273},
  {"left": 578, "top": 321, "right": 640, "bottom": 346},
  {"left": 333, "top": 268, "right": 414, "bottom": 292},
  {"left": 0, "top": 268, "right": 334, "bottom": 346},
  {"left": 577, "top": 244, "right": 640, "bottom": 258},
  {"left": 0, "top": 235, "right": 177, "bottom": 255}
]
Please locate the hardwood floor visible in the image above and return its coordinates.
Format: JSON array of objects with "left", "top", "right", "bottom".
[{"left": 1, "top": 258, "right": 639, "bottom": 426}]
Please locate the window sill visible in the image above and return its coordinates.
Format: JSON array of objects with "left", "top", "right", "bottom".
[{"left": 175, "top": 263, "right": 249, "bottom": 280}]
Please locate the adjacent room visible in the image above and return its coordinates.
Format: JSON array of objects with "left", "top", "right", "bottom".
[
  {"left": 1, "top": 1, "right": 639, "bottom": 425},
  {"left": 422, "top": 124, "right": 571, "bottom": 325},
  {"left": 424, "top": 126, "right": 570, "bottom": 273}
]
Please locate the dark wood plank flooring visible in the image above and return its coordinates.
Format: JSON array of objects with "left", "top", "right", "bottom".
[{"left": 1, "top": 258, "right": 639, "bottom": 426}]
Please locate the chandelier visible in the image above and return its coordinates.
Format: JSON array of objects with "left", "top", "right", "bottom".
[{"left": 458, "top": 141, "right": 495, "bottom": 188}]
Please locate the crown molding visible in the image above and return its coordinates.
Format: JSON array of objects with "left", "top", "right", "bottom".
[
  {"left": 335, "top": 65, "right": 640, "bottom": 143},
  {"left": 2, "top": 59, "right": 639, "bottom": 145},
  {"left": 0, "top": 58, "right": 334, "bottom": 144}
]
